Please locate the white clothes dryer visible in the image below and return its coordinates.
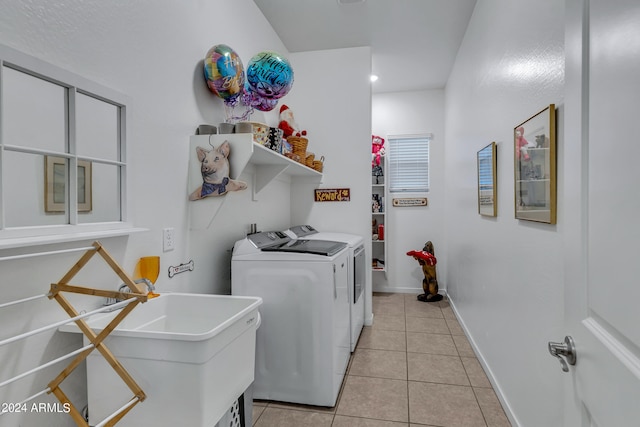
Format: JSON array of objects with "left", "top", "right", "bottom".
[
  {"left": 287, "top": 225, "right": 365, "bottom": 352},
  {"left": 231, "top": 231, "right": 350, "bottom": 407}
]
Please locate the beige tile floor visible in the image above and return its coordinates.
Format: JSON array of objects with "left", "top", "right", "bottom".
[{"left": 252, "top": 293, "right": 511, "bottom": 427}]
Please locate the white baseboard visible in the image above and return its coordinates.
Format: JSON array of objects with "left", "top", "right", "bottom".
[
  {"left": 372, "top": 285, "right": 448, "bottom": 297},
  {"left": 446, "top": 292, "right": 520, "bottom": 427},
  {"left": 372, "top": 285, "right": 425, "bottom": 294}
]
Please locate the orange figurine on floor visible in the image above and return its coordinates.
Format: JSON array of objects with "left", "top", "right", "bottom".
[{"left": 407, "top": 241, "right": 443, "bottom": 302}]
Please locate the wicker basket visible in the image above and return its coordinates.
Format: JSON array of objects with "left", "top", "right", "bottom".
[
  {"left": 305, "top": 152, "right": 315, "bottom": 167},
  {"left": 287, "top": 136, "right": 308, "bottom": 162},
  {"left": 312, "top": 156, "right": 325, "bottom": 172}
]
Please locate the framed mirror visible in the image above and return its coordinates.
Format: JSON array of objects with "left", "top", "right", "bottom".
[
  {"left": 514, "top": 104, "right": 556, "bottom": 224},
  {"left": 477, "top": 142, "right": 497, "bottom": 217}
]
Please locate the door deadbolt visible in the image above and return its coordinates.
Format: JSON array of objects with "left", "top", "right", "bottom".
[{"left": 548, "top": 336, "right": 576, "bottom": 372}]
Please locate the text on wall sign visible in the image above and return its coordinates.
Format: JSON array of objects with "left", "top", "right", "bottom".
[
  {"left": 392, "top": 198, "right": 428, "bottom": 207},
  {"left": 314, "top": 188, "right": 351, "bottom": 202}
]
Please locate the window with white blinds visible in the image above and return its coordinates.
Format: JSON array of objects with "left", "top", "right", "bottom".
[{"left": 388, "top": 135, "right": 432, "bottom": 193}]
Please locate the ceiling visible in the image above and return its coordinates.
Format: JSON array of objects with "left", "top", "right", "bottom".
[{"left": 253, "top": 0, "right": 477, "bottom": 93}]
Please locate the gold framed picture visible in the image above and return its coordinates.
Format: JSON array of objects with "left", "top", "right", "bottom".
[
  {"left": 45, "top": 156, "right": 92, "bottom": 213},
  {"left": 514, "top": 104, "right": 556, "bottom": 223},
  {"left": 477, "top": 142, "right": 497, "bottom": 217}
]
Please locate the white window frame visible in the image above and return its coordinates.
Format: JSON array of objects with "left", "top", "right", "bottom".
[
  {"left": 0, "top": 44, "right": 142, "bottom": 249},
  {"left": 387, "top": 134, "right": 432, "bottom": 194}
]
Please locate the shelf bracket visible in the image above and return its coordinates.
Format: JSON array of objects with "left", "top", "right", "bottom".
[{"left": 252, "top": 164, "right": 290, "bottom": 200}]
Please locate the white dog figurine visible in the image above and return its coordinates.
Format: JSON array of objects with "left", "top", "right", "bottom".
[{"left": 189, "top": 140, "right": 247, "bottom": 201}]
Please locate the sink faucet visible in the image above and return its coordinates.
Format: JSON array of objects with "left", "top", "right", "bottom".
[
  {"left": 104, "top": 278, "right": 155, "bottom": 306},
  {"left": 121, "top": 278, "right": 155, "bottom": 294}
]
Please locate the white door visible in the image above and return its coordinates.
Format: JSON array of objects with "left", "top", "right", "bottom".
[{"left": 561, "top": 0, "right": 640, "bottom": 424}]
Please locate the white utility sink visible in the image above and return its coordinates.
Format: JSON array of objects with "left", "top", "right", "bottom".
[{"left": 59, "top": 292, "right": 262, "bottom": 427}]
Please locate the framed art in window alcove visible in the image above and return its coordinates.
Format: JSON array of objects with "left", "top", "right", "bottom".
[
  {"left": 477, "top": 141, "right": 497, "bottom": 217},
  {"left": 45, "top": 156, "right": 93, "bottom": 213},
  {"left": 514, "top": 104, "right": 556, "bottom": 224}
]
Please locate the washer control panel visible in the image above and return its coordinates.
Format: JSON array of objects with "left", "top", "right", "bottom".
[
  {"left": 247, "top": 231, "right": 291, "bottom": 249},
  {"left": 288, "top": 225, "right": 318, "bottom": 237}
]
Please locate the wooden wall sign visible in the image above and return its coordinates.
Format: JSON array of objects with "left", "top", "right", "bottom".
[
  {"left": 314, "top": 188, "right": 351, "bottom": 202},
  {"left": 392, "top": 198, "right": 428, "bottom": 207}
]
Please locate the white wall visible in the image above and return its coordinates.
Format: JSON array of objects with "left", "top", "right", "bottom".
[
  {"left": 444, "top": 0, "right": 565, "bottom": 425},
  {"left": 371, "top": 90, "right": 446, "bottom": 294},
  {"left": 287, "top": 47, "right": 373, "bottom": 322}
]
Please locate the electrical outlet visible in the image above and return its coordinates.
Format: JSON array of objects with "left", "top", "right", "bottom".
[{"left": 163, "top": 228, "right": 175, "bottom": 252}]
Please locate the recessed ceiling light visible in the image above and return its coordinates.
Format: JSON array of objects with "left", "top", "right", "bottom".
[
  {"left": 370, "top": 74, "right": 379, "bottom": 82},
  {"left": 338, "top": 0, "right": 366, "bottom": 5}
]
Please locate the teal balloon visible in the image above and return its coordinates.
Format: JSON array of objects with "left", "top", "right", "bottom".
[{"left": 245, "top": 51, "right": 294, "bottom": 100}]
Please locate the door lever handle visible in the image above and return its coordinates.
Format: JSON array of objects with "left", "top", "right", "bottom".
[{"left": 548, "top": 336, "right": 576, "bottom": 372}]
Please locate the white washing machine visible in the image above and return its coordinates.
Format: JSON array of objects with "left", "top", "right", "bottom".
[
  {"left": 231, "top": 231, "right": 350, "bottom": 407},
  {"left": 287, "top": 225, "right": 365, "bottom": 352}
]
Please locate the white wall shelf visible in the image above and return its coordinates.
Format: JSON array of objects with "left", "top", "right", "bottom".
[{"left": 189, "top": 134, "right": 323, "bottom": 229}]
